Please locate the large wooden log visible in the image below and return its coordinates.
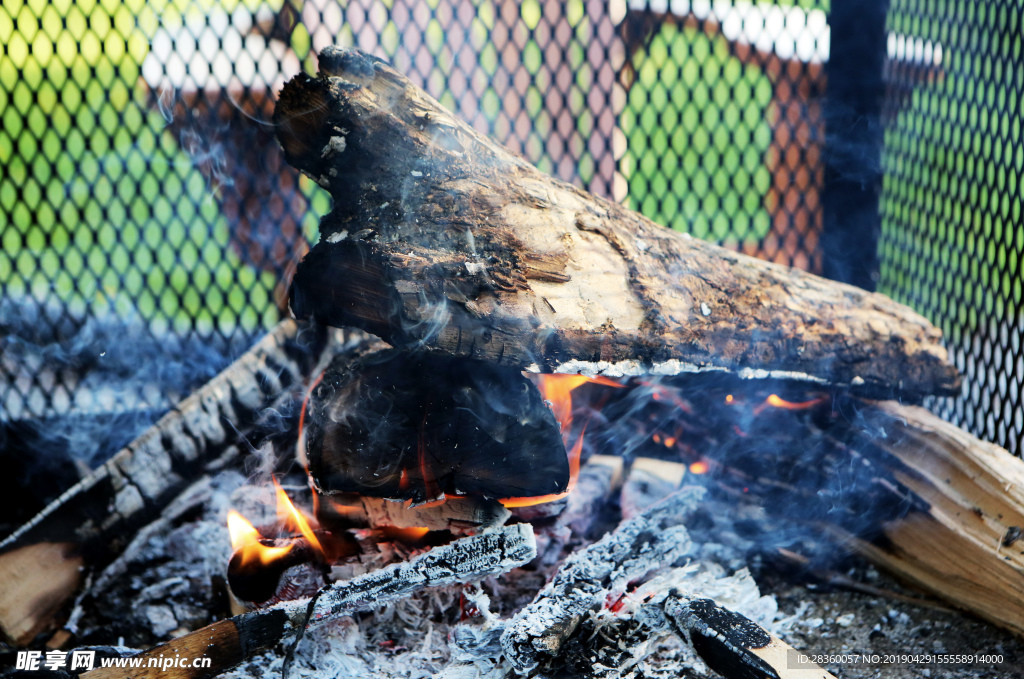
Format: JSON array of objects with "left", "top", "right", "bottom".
[{"left": 275, "top": 47, "right": 959, "bottom": 399}]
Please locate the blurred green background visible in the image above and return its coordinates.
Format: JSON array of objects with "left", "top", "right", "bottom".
[{"left": 0, "top": 0, "right": 828, "bottom": 339}]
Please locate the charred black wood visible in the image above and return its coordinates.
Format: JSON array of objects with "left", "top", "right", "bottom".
[{"left": 304, "top": 349, "right": 568, "bottom": 504}]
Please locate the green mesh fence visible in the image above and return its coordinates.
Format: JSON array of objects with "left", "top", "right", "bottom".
[
  {"left": 0, "top": 1, "right": 828, "bottom": 444},
  {"left": 879, "top": 0, "right": 1024, "bottom": 454}
]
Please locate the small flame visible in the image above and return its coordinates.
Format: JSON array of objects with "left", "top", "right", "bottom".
[
  {"left": 689, "top": 460, "right": 710, "bottom": 475},
  {"left": 535, "top": 374, "right": 619, "bottom": 433},
  {"left": 753, "top": 393, "right": 827, "bottom": 415},
  {"left": 378, "top": 526, "right": 431, "bottom": 543},
  {"left": 227, "top": 510, "right": 293, "bottom": 567},
  {"left": 274, "top": 478, "right": 324, "bottom": 556}
]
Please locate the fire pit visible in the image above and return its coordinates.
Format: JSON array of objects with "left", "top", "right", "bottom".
[{"left": 2, "top": 2, "right": 1024, "bottom": 679}]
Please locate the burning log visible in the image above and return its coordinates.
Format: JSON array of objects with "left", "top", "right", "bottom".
[
  {"left": 303, "top": 349, "right": 568, "bottom": 504},
  {"left": 501, "top": 486, "right": 834, "bottom": 678},
  {"left": 275, "top": 47, "right": 959, "bottom": 400},
  {"left": 81, "top": 523, "right": 537, "bottom": 679},
  {"left": 0, "top": 320, "right": 326, "bottom": 646}
]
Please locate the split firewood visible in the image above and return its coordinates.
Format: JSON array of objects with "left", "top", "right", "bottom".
[
  {"left": 275, "top": 46, "right": 959, "bottom": 399},
  {"left": 0, "top": 320, "right": 326, "bottom": 646},
  {"left": 832, "top": 400, "right": 1024, "bottom": 637},
  {"left": 81, "top": 523, "right": 536, "bottom": 679},
  {"left": 500, "top": 486, "right": 704, "bottom": 671}
]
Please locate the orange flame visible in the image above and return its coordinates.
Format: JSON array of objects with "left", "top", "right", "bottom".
[
  {"left": 535, "top": 374, "right": 619, "bottom": 433},
  {"left": 689, "top": 460, "right": 710, "bottom": 475},
  {"left": 498, "top": 374, "right": 622, "bottom": 508},
  {"left": 274, "top": 478, "right": 324, "bottom": 556},
  {"left": 753, "top": 393, "right": 827, "bottom": 416},
  {"left": 227, "top": 510, "right": 293, "bottom": 567}
]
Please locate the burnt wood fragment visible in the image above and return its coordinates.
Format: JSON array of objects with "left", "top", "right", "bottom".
[
  {"left": 500, "top": 487, "right": 703, "bottom": 671},
  {"left": 81, "top": 524, "right": 536, "bottom": 679},
  {"left": 0, "top": 320, "right": 327, "bottom": 646},
  {"left": 304, "top": 349, "right": 568, "bottom": 504},
  {"left": 276, "top": 46, "right": 959, "bottom": 400}
]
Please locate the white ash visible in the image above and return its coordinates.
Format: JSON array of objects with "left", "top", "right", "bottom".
[
  {"left": 73, "top": 471, "right": 246, "bottom": 645},
  {"left": 501, "top": 488, "right": 705, "bottom": 671}
]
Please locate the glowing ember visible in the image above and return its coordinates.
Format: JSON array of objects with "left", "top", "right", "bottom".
[
  {"left": 689, "top": 460, "right": 710, "bottom": 475},
  {"left": 377, "top": 526, "right": 431, "bottom": 543},
  {"left": 226, "top": 510, "right": 293, "bottom": 568}
]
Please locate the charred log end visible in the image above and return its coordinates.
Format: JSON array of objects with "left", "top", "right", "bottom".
[
  {"left": 668, "top": 597, "right": 780, "bottom": 679},
  {"left": 273, "top": 73, "right": 331, "bottom": 171},
  {"left": 289, "top": 240, "right": 403, "bottom": 343},
  {"left": 316, "top": 46, "right": 389, "bottom": 84},
  {"left": 304, "top": 349, "right": 569, "bottom": 504}
]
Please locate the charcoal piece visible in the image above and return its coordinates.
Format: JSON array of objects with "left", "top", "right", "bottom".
[{"left": 304, "top": 349, "right": 568, "bottom": 503}]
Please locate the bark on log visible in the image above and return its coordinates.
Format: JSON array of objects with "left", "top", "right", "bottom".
[
  {"left": 0, "top": 320, "right": 326, "bottom": 646},
  {"left": 275, "top": 46, "right": 959, "bottom": 399}
]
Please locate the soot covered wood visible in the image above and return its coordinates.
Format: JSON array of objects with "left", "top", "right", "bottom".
[{"left": 303, "top": 349, "right": 568, "bottom": 504}]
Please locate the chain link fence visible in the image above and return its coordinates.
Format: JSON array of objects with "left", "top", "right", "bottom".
[
  {"left": 878, "top": 0, "right": 1024, "bottom": 455},
  {"left": 12, "top": 0, "right": 1019, "bottom": 473},
  {"left": 0, "top": 0, "right": 829, "bottom": 446}
]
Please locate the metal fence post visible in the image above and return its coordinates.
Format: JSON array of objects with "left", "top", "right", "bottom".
[{"left": 823, "top": 0, "right": 891, "bottom": 290}]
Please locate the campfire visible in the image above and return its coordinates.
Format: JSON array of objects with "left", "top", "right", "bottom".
[{"left": 3, "top": 47, "right": 1024, "bottom": 679}]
